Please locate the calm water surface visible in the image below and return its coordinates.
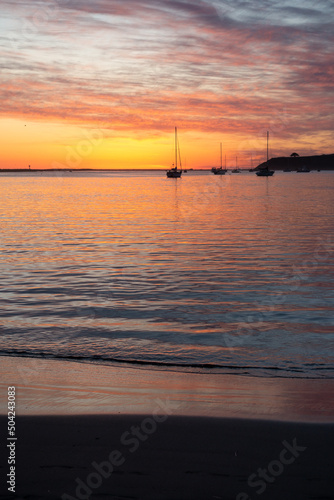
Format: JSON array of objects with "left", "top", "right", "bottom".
[{"left": 0, "top": 170, "right": 333, "bottom": 378}]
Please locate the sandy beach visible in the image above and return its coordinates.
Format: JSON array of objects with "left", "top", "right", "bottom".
[{"left": 0, "top": 356, "right": 334, "bottom": 499}]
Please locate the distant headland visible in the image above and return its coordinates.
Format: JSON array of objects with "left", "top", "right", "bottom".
[{"left": 256, "top": 153, "right": 334, "bottom": 171}]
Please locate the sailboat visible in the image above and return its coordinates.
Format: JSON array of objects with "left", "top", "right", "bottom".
[
  {"left": 256, "top": 131, "right": 274, "bottom": 176},
  {"left": 232, "top": 156, "right": 240, "bottom": 173},
  {"left": 212, "top": 143, "right": 226, "bottom": 175},
  {"left": 166, "top": 127, "right": 182, "bottom": 178}
]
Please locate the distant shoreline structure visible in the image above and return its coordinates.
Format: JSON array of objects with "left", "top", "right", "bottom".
[
  {"left": 255, "top": 153, "right": 334, "bottom": 171},
  {"left": 1, "top": 153, "right": 334, "bottom": 172}
]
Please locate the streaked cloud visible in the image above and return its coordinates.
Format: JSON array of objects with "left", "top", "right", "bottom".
[{"left": 1, "top": 0, "right": 334, "bottom": 161}]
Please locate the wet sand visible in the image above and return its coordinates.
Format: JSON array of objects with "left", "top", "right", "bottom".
[
  {"left": 0, "top": 356, "right": 333, "bottom": 499},
  {"left": 1, "top": 356, "right": 334, "bottom": 421}
]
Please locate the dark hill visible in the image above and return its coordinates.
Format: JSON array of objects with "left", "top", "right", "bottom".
[{"left": 256, "top": 153, "right": 334, "bottom": 171}]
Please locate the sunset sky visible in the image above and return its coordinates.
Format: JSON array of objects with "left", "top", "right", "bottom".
[{"left": 1, "top": 0, "right": 334, "bottom": 169}]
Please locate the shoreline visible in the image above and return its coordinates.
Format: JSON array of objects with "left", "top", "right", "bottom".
[
  {"left": 1, "top": 356, "right": 334, "bottom": 499},
  {"left": 1, "top": 355, "right": 334, "bottom": 422},
  {"left": 1, "top": 168, "right": 334, "bottom": 173}
]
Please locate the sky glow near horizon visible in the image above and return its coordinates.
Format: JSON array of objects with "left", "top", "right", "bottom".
[{"left": 1, "top": 0, "right": 334, "bottom": 169}]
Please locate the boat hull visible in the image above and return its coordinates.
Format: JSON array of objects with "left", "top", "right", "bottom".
[
  {"left": 166, "top": 170, "right": 182, "bottom": 178},
  {"left": 256, "top": 170, "right": 274, "bottom": 176}
]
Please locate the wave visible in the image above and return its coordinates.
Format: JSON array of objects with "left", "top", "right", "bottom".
[{"left": 1, "top": 349, "right": 333, "bottom": 379}]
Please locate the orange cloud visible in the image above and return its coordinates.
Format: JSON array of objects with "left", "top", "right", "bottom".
[{"left": 1, "top": 0, "right": 334, "bottom": 168}]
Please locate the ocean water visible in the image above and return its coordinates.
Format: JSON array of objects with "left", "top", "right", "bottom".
[{"left": 0, "top": 170, "right": 333, "bottom": 378}]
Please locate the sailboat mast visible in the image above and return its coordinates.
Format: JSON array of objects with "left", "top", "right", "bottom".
[
  {"left": 220, "top": 142, "right": 222, "bottom": 169},
  {"left": 175, "top": 127, "right": 178, "bottom": 169},
  {"left": 267, "top": 131, "right": 269, "bottom": 163},
  {"left": 178, "top": 138, "right": 182, "bottom": 169}
]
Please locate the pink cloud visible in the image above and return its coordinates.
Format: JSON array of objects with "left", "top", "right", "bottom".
[{"left": 1, "top": 0, "right": 334, "bottom": 153}]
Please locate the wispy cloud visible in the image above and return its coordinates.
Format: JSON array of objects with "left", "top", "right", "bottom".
[{"left": 1, "top": 0, "right": 334, "bottom": 154}]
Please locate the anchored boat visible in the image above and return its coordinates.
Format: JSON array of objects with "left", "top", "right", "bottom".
[
  {"left": 212, "top": 143, "right": 227, "bottom": 175},
  {"left": 256, "top": 131, "right": 274, "bottom": 177},
  {"left": 166, "top": 127, "right": 182, "bottom": 178}
]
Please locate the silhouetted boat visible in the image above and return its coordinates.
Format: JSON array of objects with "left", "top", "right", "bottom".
[
  {"left": 166, "top": 167, "right": 181, "bottom": 178},
  {"left": 256, "top": 131, "right": 274, "bottom": 177},
  {"left": 212, "top": 143, "right": 226, "bottom": 175},
  {"left": 166, "top": 127, "right": 182, "bottom": 178},
  {"left": 257, "top": 168, "right": 274, "bottom": 176},
  {"left": 232, "top": 156, "right": 240, "bottom": 173}
]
